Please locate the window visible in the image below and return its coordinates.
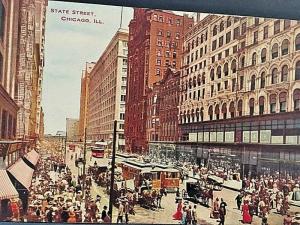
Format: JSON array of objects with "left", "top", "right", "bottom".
[
  {"left": 196, "top": 37, "right": 199, "bottom": 46},
  {"left": 225, "top": 49, "right": 229, "bottom": 57},
  {"left": 0, "top": 2, "right": 5, "bottom": 39},
  {"left": 210, "top": 85, "right": 214, "bottom": 97},
  {"left": 296, "top": 61, "right": 300, "bottom": 80},
  {"left": 281, "top": 65, "right": 288, "bottom": 82},
  {"left": 219, "top": 36, "right": 224, "bottom": 47},
  {"left": 250, "top": 75, "right": 256, "bottom": 90},
  {"left": 173, "top": 51, "right": 177, "bottom": 59},
  {"left": 231, "top": 60, "right": 237, "bottom": 73},
  {"left": 212, "top": 40, "right": 217, "bottom": 51},
  {"left": 157, "top": 39, "right": 163, "bottom": 46},
  {"left": 119, "top": 134, "right": 125, "bottom": 139},
  {"left": 284, "top": 20, "right": 291, "bottom": 30},
  {"left": 153, "top": 14, "right": 158, "bottom": 21},
  {"left": 260, "top": 72, "right": 266, "bottom": 88},
  {"left": 156, "top": 68, "right": 161, "bottom": 76},
  {"left": 241, "top": 22, "right": 247, "bottom": 35},
  {"left": 213, "top": 25, "right": 218, "bottom": 36},
  {"left": 263, "top": 26, "right": 269, "bottom": 39},
  {"left": 240, "top": 41, "right": 246, "bottom": 49},
  {"left": 217, "top": 83, "right": 221, "bottom": 91},
  {"left": 296, "top": 34, "right": 300, "bottom": 51},
  {"left": 119, "top": 124, "right": 125, "bottom": 130},
  {"left": 229, "top": 102, "right": 235, "bottom": 118},
  {"left": 238, "top": 100, "right": 243, "bottom": 116},
  {"left": 271, "top": 43, "right": 279, "bottom": 59},
  {"left": 233, "top": 27, "right": 240, "bottom": 39},
  {"left": 252, "top": 52, "right": 257, "bottom": 66},
  {"left": 166, "top": 31, "right": 171, "bottom": 38},
  {"left": 227, "top": 18, "right": 232, "bottom": 27},
  {"left": 232, "top": 78, "right": 236, "bottom": 91},
  {"left": 157, "top": 29, "right": 163, "bottom": 36},
  {"left": 218, "top": 52, "right": 222, "bottom": 60},
  {"left": 239, "top": 75, "right": 244, "bottom": 90},
  {"left": 261, "top": 48, "right": 267, "bottom": 63},
  {"left": 156, "top": 59, "right": 161, "bottom": 65},
  {"left": 210, "top": 69, "right": 215, "bottom": 81},
  {"left": 120, "top": 113, "right": 125, "bottom": 120},
  {"left": 175, "top": 32, "right": 180, "bottom": 39},
  {"left": 253, "top": 31, "right": 258, "bottom": 44},
  {"left": 166, "top": 50, "right": 170, "bottom": 57},
  {"left": 208, "top": 106, "right": 213, "bottom": 120},
  {"left": 279, "top": 92, "right": 287, "bottom": 112},
  {"left": 211, "top": 56, "right": 215, "bottom": 63},
  {"left": 1, "top": 110, "right": 7, "bottom": 138},
  {"left": 294, "top": 89, "right": 300, "bottom": 111},
  {"left": 224, "top": 80, "right": 228, "bottom": 89},
  {"left": 281, "top": 39, "right": 289, "bottom": 55},
  {"left": 215, "top": 105, "right": 220, "bottom": 120},
  {"left": 259, "top": 96, "right": 265, "bottom": 115},
  {"left": 159, "top": 16, "right": 163, "bottom": 22},
  {"left": 269, "top": 94, "right": 277, "bottom": 113},
  {"left": 274, "top": 20, "right": 280, "bottom": 35},
  {"left": 157, "top": 49, "right": 162, "bottom": 56},
  {"left": 220, "top": 21, "right": 224, "bottom": 31},
  {"left": 224, "top": 63, "right": 229, "bottom": 76},
  {"left": 176, "top": 19, "right": 181, "bottom": 26},
  {"left": 233, "top": 45, "right": 238, "bottom": 53},
  {"left": 226, "top": 31, "right": 231, "bottom": 43},
  {"left": 240, "top": 56, "right": 245, "bottom": 68},
  {"left": 217, "top": 66, "right": 221, "bottom": 78},
  {"left": 249, "top": 98, "right": 255, "bottom": 116},
  {"left": 272, "top": 68, "right": 278, "bottom": 84},
  {"left": 254, "top": 18, "right": 260, "bottom": 26}
]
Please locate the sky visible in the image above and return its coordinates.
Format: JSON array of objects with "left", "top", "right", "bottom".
[{"left": 42, "top": 1, "right": 197, "bottom": 135}]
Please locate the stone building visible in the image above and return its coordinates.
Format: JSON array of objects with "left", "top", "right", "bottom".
[
  {"left": 66, "top": 118, "right": 79, "bottom": 142},
  {"left": 125, "top": 9, "right": 193, "bottom": 154},
  {"left": 177, "top": 16, "right": 300, "bottom": 177},
  {"left": 87, "top": 29, "right": 128, "bottom": 150}
]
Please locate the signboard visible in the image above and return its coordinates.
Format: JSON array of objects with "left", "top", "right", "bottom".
[
  {"left": 210, "top": 132, "right": 217, "bottom": 142},
  {"left": 225, "top": 131, "right": 234, "bottom": 143},
  {"left": 204, "top": 132, "right": 209, "bottom": 142},
  {"left": 260, "top": 130, "right": 271, "bottom": 144},
  {"left": 197, "top": 132, "right": 203, "bottom": 142},
  {"left": 251, "top": 131, "right": 258, "bottom": 143},
  {"left": 188, "top": 133, "right": 197, "bottom": 142},
  {"left": 243, "top": 131, "right": 250, "bottom": 143},
  {"left": 217, "top": 132, "right": 224, "bottom": 142}
]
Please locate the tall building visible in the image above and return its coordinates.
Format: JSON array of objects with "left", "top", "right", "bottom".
[
  {"left": 15, "top": 0, "right": 47, "bottom": 140},
  {"left": 66, "top": 118, "right": 79, "bottom": 142},
  {"left": 87, "top": 29, "right": 128, "bottom": 150},
  {"left": 79, "top": 62, "right": 95, "bottom": 141},
  {"left": 176, "top": 16, "right": 300, "bottom": 177},
  {"left": 125, "top": 9, "right": 194, "bottom": 154}
]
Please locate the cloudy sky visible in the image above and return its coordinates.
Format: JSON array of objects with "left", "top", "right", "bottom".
[{"left": 42, "top": 1, "right": 197, "bottom": 135}]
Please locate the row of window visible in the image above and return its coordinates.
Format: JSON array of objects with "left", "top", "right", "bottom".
[
  {"left": 152, "top": 14, "right": 182, "bottom": 26},
  {"left": 156, "top": 39, "right": 179, "bottom": 49},
  {"left": 157, "top": 29, "right": 180, "bottom": 39}
]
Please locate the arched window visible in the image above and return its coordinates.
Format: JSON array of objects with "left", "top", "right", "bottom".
[
  {"left": 296, "top": 61, "right": 300, "bottom": 80},
  {"left": 217, "top": 66, "right": 222, "bottom": 79},
  {"left": 193, "top": 77, "right": 197, "bottom": 87},
  {"left": 261, "top": 48, "right": 267, "bottom": 63},
  {"left": 229, "top": 101, "right": 235, "bottom": 118},
  {"left": 189, "top": 78, "right": 192, "bottom": 89},
  {"left": 259, "top": 96, "right": 265, "bottom": 115},
  {"left": 215, "top": 104, "right": 220, "bottom": 120},
  {"left": 192, "top": 40, "right": 195, "bottom": 49},
  {"left": 197, "top": 75, "right": 201, "bottom": 86},
  {"left": 272, "top": 68, "right": 278, "bottom": 84},
  {"left": 240, "top": 56, "right": 245, "bottom": 68},
  {"left": 249, "top": 98, "right": 255, "bottom": 116},
  {"left": 196, "top": 108, "right": 200, "bottom": 122},
  {"left": 213, "top": 25, "right": 218, "bottom": 36},
  {"left": 252, "top": 52, "right": 257, "bottom": 66},
  {"left": 227, "top": 18, "right": 232, "bottom": 27},
  {"left": 222, "top": 103, "right": 227, "bottom": 119},
  {"left": 231, "top": 60, "right": 237, "bottom": 73},
  {"left": 281, "top": 39, "right": 289, "bottom": 55},
  {"left": 279, "top": 92, "right": 287, "bottom": 112},
  {"left": 187, "top": 110, "right": 191, "bottom": 123},
  {"left": 294, "top": 89, "right": 300, "bottom": 111},
  {"left": 250, "top": 75, "right": 256, "bottom": 91},
  {"left": 196, "top": 37, "right": 199, "bottom": 47},
  {"left": 269, "top": 94, "right": 277, "bottom": 113},
  {"left": 201, "top": 34, "right": 204, "bottom": 43},
  {"left": 224, "top": 63, "right": 229, "bottom": 76},
  {"left": 202, "top": 73, "right": 206, "bottom": 84},
  {"left": 210, "top": 69, "right": 215, "bottom": 81},
  {"left": 208, "top": 106, "right": 213, "bottom": 120},
  {"left": 271, "top": 43, "right": 279, "bottom": 59},
  {"left": 260, "top": 72, "right": 266, "bottom": 88},
  {"left": 200, "top": 107, "right": 204, "bottom": 121},
  {"left": 220, "top": 21, "right": 225, "bottom": 31},
  {"left": 191, "top": 109, "right": 195, "bottom": 122},
  {"left": 295, "top": 33, "right": 300, "bottom": 51},
  {"left": 281, "top": 65, "right": 288, "bottom": 82},
  {"left": 237, "top": 100, "right": 243, "bottom": 116},
  {"left": 187, "top": 43, "right": 191, "bottom": 52}
]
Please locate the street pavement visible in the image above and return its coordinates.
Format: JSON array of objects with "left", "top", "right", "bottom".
[{"left": 63, "top": 146, "right": 297, "bottom": 225}]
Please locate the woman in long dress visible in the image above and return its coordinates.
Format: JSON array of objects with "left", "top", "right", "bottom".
[
  {"left": 242, "top": 200, "right": 252, "bottom": 224},
  {"left": 173, "top": 199, "right": 183, "bottom": 220}
]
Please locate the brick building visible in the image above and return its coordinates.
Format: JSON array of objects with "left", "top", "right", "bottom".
[{"left": 125, "top": 8, "right": 193, "bottom": 154}]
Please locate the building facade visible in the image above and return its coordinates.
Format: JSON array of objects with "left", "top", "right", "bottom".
[
  {"left": 177, "top": 16, "right": 300, "bottom": 177},
  {"left": 66, "top": 118, "right": 79, "bottom": 142},
  {"left": 87, "top": 29, "right": 128, "bottom": 150},
  {"left": 79, "top": 62, "right": 95, "bottom": 141},
  {"left": 125, "top": 9, "right": 193, "bottom": 154}
]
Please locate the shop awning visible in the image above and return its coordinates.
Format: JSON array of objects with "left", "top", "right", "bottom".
[
  {"left": 7, "top": 159, "right": 34, "bottom": 190},
  {"left": 24, "top": 149, "right": 40, "bottom": 166},
  {"left": 0, "top": 170, "right": 18, "bottom": 200}
]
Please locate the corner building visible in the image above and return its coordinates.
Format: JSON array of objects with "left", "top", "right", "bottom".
[
  {"left": 178, "top": 16, "right": 300, "bottom": 177},
  {"left": 125, "top": 9, "right": 193, "bottom": 154}
]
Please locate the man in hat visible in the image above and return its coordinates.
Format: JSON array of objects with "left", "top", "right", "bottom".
[
  {"left": 124, "top": 199, "right": 130, "bottom": 224},
  {"left": 101, "top": 206, "right": 107, "bottom": 221}
]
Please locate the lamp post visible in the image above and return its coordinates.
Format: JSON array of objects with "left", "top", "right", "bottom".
[
  {"left": 108, "top": 120, "right": 118, "bottom": 219},
  {"left": 81, "top": 127, "right": 87, "bottom": 199}
]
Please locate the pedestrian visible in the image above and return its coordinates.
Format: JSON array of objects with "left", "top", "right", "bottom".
[
  {"left": 218, "top": 207, "right": 225, "bottom": 225},
  {"left": 124, "top": 200, "right": 130, "bottom": 224},
  {"left": 235, "top": 193, "right": 243, "bottom": 210},
  {"left": 117, "top": 201, "right": 124, "bottom": 223},
  {"left": 186, "top": 205, "right": 192, "bottom": 225},
  {"left": 103, "top": 211, "right": 112, "bottom": 223},
  {"left": 46, "top": 208, "right": 54, "bottom": 223},
  {"left": 60, "top": 207, "right": 69, "bottom": 222},
  {"left": 181, "top": 206, "right": 187, "bottom": 225},
  {"left": 261, "top": 216, "right": 268, "bottom": 225},
  {"left": 67, "top": 211, "right": 76, "bottom": 223},
  {"left": 192, "top": 205, "right": 197, "bottom": 225},
  {"left": 101, "top": 206, "right": 107, "bottom": 221},
  {"left": 220, "top": 198, "right": 227, "bottom": 215},
  {"left": 283, "top": 214, "right": 292, "bottom": 225}
]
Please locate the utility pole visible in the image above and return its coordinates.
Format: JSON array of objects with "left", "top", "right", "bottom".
[
  {"left": 109, "top": 120, "right": 117, "bottom": 219},
  {"left": 82, "top": 127, "right": 87, "bottom": 199}
]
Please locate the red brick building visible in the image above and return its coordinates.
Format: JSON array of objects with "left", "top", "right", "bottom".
[{"left": 125, "top": 8, "right": 193, "bottom": 154}]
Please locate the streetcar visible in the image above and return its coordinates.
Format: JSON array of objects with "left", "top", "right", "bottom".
[{"left": 91, "top": 141, "right": 107, "bottom": 158}]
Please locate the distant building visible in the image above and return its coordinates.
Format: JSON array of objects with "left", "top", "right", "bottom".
[
  {"left": 66, "top": 118, "right": 79, "bottom": 142},
  {"left": 86, "top": 29, "right": 128, "bottom": 151}
]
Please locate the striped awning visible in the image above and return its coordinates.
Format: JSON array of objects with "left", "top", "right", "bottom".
[
  {"left": 24, "top": 149, "right": 40, "bottom": 166},
  {"left": 0, "top": 170, "right": 18, "bottom": 200},
  {"left": 7, "top": 159, "right": 34, "bottom": 190}
]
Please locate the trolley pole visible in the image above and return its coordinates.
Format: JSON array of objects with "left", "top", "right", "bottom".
[
  {"left": 109, "top": 120, "right": 117, "bottom": 219},
  {"left": 82, "top": 127, "right": 87, "bottom": 199}
]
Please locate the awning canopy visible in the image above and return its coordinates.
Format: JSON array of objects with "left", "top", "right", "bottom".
[
  {"left": 0, "top": 170, "right": 18, "bottom": 200},
  {"left": 7, "top": 159, "right": 34, "bottom": 190},
  {"left": 24, "top": 150, "right": 40, "bottom": 166}
]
